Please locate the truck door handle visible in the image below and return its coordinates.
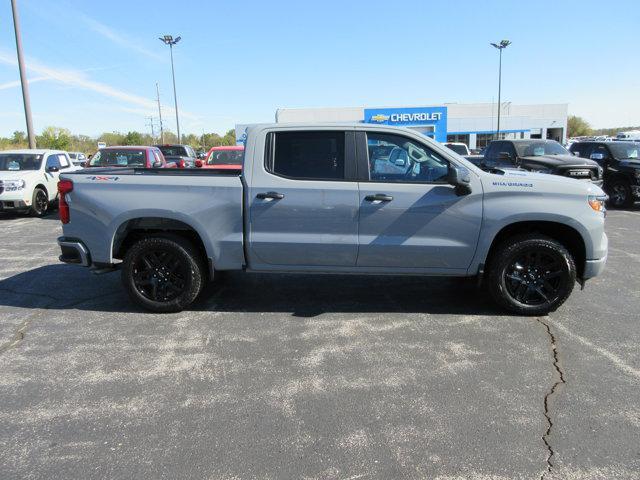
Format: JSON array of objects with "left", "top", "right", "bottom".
[
  {"left": 365, "top": 193, "right": 393, "bottom": 202},
  {"left": 256, "top": 191, "right": 285, "bottom": 200}
]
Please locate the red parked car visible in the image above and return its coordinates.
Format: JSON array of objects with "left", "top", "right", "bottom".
[
  {"left": 196, "top": 145, "right": 243, "bottom": 170},
  {"left": 87, "top": 146, "right": 177, "bottom": 168}
]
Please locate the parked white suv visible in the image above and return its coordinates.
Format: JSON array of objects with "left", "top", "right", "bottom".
[{"left": 0, "top": 149, "right": 80, "bottom": 216}]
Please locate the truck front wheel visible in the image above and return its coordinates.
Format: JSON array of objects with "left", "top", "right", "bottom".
[
  {"left": 121, "top": 235, "right": 205, "bottom": 313},
  {"left": 487, "top": 234, "right": 576, "bottom": 316},
  {"left": 30, "top": 187, "right": 49, "bottom": 217}
]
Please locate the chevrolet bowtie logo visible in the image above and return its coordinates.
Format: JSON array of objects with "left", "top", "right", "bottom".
[{"left": 370, "top": 114, "right": 390, "bottom": 122}]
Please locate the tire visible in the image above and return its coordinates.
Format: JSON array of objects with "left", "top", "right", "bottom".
[
  {"left": 121, "top": 234, "right": 206, "bottom": 313},
  {"left": 607, "top": 179, "right": 632, "bottom": 208},
  {"left": 487, "top": 234, "right": 576, "bottom": 316},
  {"left": 30, "top": 187, "right": 49, "bottom": 217}
]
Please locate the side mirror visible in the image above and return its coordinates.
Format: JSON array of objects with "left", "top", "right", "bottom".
[
  {"left": 195, "top": 160, "right": 203, "bottom": 168},
  {"left": 47, "top": 166, "right": 59, "bottom": 172},
  {"left": 573, "top": 151, "right": 580, "bottom": 156},
  {"left": 152, "top": 160, "right": 163, "bottom": 168},
  {"left": 590, "top": 153, "right": 605, "bottom": 161},
  {"left": 448, "top": 164, "right": 472, "bottom": 196},
  {"left": 394, "top": 158, "right": 406, "bottom": 167}
]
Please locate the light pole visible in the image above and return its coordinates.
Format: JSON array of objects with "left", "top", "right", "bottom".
[
  {"left": 10, "top": 0, "right": 35, "bottom": 148},
  {"left": 159, "top": 35, "right": 181, "bottom": 143},
  {"left": 490, "top": 39, "right": 511, "bottom": 139},
  {"left": 155, "top": 82, "right": 164, "bottom": 143}
]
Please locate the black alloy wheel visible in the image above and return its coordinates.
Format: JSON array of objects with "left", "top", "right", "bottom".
[
  {"left": 487, "top": 234, "right": 576, "bottom": 315},
  {"left": 504, "top": 249, "right": 564, "bottom": 307},
  {"left": 31, "top": 188, "right": 49, "bottom": 216},
  {"left": 132, "top": 248, "right": 187, "bottom": 303},
  {"left": 122, "top": 235, "right": 206, "bottom": 313},
  {"left": 608, "top": 180, "right": 631, "bottom": 208}
]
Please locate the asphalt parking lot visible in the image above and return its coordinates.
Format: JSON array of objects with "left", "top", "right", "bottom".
[{"left": 0, "top": 209, "right": 638, "bottom": 480}]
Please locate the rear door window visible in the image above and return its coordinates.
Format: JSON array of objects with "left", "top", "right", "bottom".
[{"left": 267, "top": 131, "right": 346, "bottom": 180}]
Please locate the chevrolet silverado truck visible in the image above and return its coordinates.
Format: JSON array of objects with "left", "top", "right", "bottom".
[{"left": 56, "top": 123, "right": 609, "bottom": 315}]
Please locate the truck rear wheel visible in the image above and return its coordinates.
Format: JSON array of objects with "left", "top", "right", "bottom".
[
  {"left": 487, "top": 234, "right": 576, "bottom": 316},
  {"left": 121, "top": 234, "right": 205, "bottom": 313}
]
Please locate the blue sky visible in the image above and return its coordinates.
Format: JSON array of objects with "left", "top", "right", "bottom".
[{"left": 0, "top": 0, "right": 638, "bottom": 137}]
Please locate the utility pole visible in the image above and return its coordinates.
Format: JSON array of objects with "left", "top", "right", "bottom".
[
  {"left": 159, "top": 35, "right": 181, "bottom": 143},
  {"left": 146, "top": 116, "right": 156, "bottom": 141},
  {"left": 490, "top": 40, "right": 511, "bottom": 140},
  {"left": 10, "top": 0, "right": 35, "bottom": 148},
  {"left": 155, "top": 82, "right": 164, "bottom": 143}
]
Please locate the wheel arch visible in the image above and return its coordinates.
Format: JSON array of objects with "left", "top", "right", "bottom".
[
  {"left": 112, "top": 217, "right": 211, "bottom": 276},
  {"left": 483, "top": 221, "right": 586, "bottom": 279}
]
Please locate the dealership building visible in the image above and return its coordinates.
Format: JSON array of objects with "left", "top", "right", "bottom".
[{"left": 273, "top": 103, "right": 568, "bottom": 149}]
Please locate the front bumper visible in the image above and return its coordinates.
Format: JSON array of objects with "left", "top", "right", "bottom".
[
  {"left": 57, "top": 237, "right": 91, "bottom": 266},
  {"left": 584, "top": 255, "right": 607, "bottom": 280},
  {"left": 0, "top": 199, "right": 29, "bottom": 211},
  {"left": 583, "top": 232, "right": 608, "bottom": 281}
]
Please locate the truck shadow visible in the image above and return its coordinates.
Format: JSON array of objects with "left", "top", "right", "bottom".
[{"left": 0, "top": 265, "right": 504, "bottom": 317}]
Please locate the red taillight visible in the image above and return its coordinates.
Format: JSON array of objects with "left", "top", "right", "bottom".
[
  {"left": 179, "top": 159, "right": 186, "bottom": 168},
  {"left": 58, "top": 179, "right": 73, "bottom": 224}
]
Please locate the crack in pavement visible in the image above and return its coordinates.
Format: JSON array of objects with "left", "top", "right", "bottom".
[
  {"left": 536, "top": 317, "right": 566, "bottom": 480},
  {"left": 0, "top": 287, "right": 121, "bottom": 355}
]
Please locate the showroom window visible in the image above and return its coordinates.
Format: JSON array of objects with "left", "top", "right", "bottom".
[
  {"left": 476, "top": 134, "right": 495, "bottom": 148},
  {"left": 267, "top": 131, "right": 346, "bottom": 180}
]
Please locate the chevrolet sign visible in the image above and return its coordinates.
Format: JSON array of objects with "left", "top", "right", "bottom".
[
  {"left": 363, "top": 106, "right": 448, "bottom": 142},
  {"left": 390, "top": 112, "right": 442, "bottom": 122},
  {"left": 370, "top": 114, "right": 390, "bottom": 123}
]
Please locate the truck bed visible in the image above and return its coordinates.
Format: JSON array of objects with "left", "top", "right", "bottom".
[{"left": 60, "top": 167, "right": 245, "bottom": 270}]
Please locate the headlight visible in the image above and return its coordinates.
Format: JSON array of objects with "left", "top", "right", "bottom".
[
  {"left": 1, "top": 179, "right": 26, "bottom": 191},
  {"left": 588, "top": 195, "right": 607, "bottom": 213}
]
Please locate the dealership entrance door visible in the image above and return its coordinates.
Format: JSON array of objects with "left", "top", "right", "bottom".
[
  {"left": 408, "top": 125, "right": 436, "bottom": 139},
  {"left": 547, "top": 127, "right": 564, "bottom": 143}
]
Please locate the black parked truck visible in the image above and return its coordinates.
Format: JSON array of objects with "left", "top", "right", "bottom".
[
  {"left": 472, "top": 139, "right": 603, "bottom": 187},
  {"left": 153, "top": 144, "right": 198, "bottom": 168},
  {"left": 569, "top": 141, "right": 640, "bottom": 207}
]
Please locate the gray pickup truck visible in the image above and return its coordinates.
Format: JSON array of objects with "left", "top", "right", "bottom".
[{"left": 57, "top": 123, "right": 608, "bottom": 315}]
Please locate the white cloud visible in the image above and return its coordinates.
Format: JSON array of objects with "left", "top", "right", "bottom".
[
  {"left": 0, "top": 50, "right": 200, "bottom": 122},
  {"left": 79, "top": 14, "right": 164, "bottom": 62},
  {"left": 0, "top": 76, "right": 49, "bottom": 90}
]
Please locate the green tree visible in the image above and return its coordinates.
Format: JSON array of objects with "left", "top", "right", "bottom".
[
  {"left": 567, "top": 116, "right": 592, "bottom": 137},
  {"left": 121, "top": 131, "right": 144, "bottom": 145},
  {"left": 37, "top": 126, "right": 71, "bottom": 150},
  {"left": 11, "top": 131, "right": 26, "bottom": 145},
  {"left": 98, "top": 132, "right": 125, "bottom": 147}
]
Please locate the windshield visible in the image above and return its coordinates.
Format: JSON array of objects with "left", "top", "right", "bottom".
[
  {"left": 514, "top": 141, "right": 569, "bottom": 157},
  {"left": 207, "top": 150, "right": 244, "bottom": 165},
  {"left": 157, "top": 146, "right": 187, "bottom": 157},
  {"left": 0, "top": 153, "right": 43, "bottom": 171},
  {"left": 89, "top": 149, "right": 147, "bottom": 167},
  {"left": 445, "top": 144, "right": 468, "bottom": 155},
  {"left": 609, "top": 143, "right": 640, "bottom": 160}
]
